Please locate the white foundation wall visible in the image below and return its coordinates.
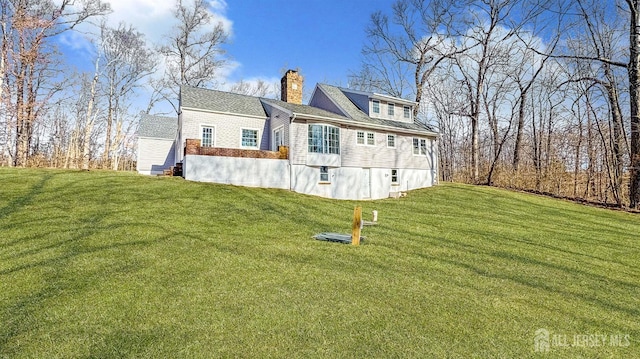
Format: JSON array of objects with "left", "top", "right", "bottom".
[
  {"left": 291, "top": 165, "right": 434, "bottom": 200},
  {"left": 184, "top": 155, "right": 290, "bottom": 189}
]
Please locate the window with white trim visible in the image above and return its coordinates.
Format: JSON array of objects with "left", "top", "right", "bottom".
[
  {"left": 357, "top": 131, "right": 365, "bottom": 145},
  {"left": 357, "top": 131, "right": 376, "bottom": 146},
  {"left": 241, "top": 129, "right": 258, "bottom": 148},
  {"left": 387, "top": 134, "right": 396, "bottom": 148},
  {"left": 404, "top": 106, "right": 411, "bottom": 119},
  {"left": 391, "top": 169, "right": 398, "bottom": 184},
  {"left": 308, "top": 124, "right": 340, "bottom": 154},
  {"left": 273, "top": 127, "right": 283, "bottom": 151},
  {"left": 320, "top": 166, "right": 329, "bottom": 182},
  {"left": 413, "top": 138, "right": 427, "bottom": 155},
  {"left": 202, "top": 126, "right": 214, "bottom": 147},
  {"left": 372, "top": 100, "right": 380, "bottom": 114},
  {"left": 388, "top": 103, "right": 395, "bottom": 116}
]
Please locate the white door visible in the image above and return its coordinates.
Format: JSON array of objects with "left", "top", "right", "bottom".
[{"left": 361, "top": 168, "right": 371, "bottom": 198}]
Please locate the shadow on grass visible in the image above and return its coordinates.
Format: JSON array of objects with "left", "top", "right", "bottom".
[{"left": 0, "top": 172, "right": 54, "bottom": 220}]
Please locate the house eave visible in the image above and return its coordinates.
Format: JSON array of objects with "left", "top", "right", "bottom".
[
  {"left": 181, "top": 106, "right": 268, "bottom": 120},
  {"left": 292, "top": 112, "right": 438, "bottom": 137}
]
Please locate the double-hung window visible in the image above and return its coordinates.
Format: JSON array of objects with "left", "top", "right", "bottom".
[
  {"left": 241, "top": 129, "right": 258, "bottom": 148},
  {"left": 202, "top": 126, "right": 214, "bottom": 147},
  {"left": 308, "top": 124, "right": 340, "bottom": 154},
  {"left": 387, "top": 134, "right": 396, "bottom": 148},
  {"left": 413, "top": 138, "right": 427, "bottom": 155},
  {"left": 357, "top": 131, "right": 375, "bottom": 146},
  {"left": 404, "top": 106, "right": 411, "bottom": 119},
  {"left": 391, "top": 169, "right": 398, "bottom": 184},
  {"left": 372, "top": 100, "right": 380, "bottom": 114},
  {"left": 388, "top": 103, "right": 395, "bottom": 116},
  {"left": 367, "top": 132, "right": 375, "bottom": 145},
  {"left": 320, "top": 166, "right": 329, "bottom": 182}
]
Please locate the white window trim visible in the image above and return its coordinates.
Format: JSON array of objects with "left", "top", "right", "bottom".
[
  {"left": 387, "top": 134, "right": 396, "bottom": 148},
  {"left": 308, "top": 124, "right": 340, "bottom": 154},
  {"left": 388, "top": 103, "right": 395, "bottom": 117},
  {"left": 201, "top": 125, "right": 216, "bottom": 147},
  {"left": 372, "top": 100, "right": 380, "bottom": 114},
  {"left": 319, "top": 166, "right": 330, "bottom": 184},
  {"left": 272, "top": 126, "right": 284, "bottom": 151},
  {"left": 241, "top": 128, "right": 260, "bottom": 149},
  {"left": 412, "top": 138, "right": 428, "bottom": 156},
  {"left": 404, "top": 105, "right": 411, "bottom": 119},
  {"left": 356, "top": 130, "right": 376, "bottom": 146},
  {"left": 391, "top": 169, "right": 399, "bottom": 185}
]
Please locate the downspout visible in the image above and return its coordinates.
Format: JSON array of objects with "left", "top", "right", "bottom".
[{"left": 289, "top": 113, "right": 296, "bottom": 192}]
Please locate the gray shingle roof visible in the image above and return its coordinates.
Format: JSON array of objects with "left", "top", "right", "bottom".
[
  {"left": 316, "top": 84, "right": 437, "bottom": 134},
  {"left": 138, "top": 114, "right": 177, "bottom": 139},
  {"left": 180, "top": 86, "right": 267, "bottom": 117},
  {"left": 260, "top": 98, "right": 353, "bottom": 121}
]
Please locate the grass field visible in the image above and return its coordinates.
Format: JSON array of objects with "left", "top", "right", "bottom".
[{"left": 0, "top": 168, "right": 639, "bottom": 358}]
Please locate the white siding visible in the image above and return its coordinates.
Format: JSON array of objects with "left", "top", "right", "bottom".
[
  {"left": 268, "top": 106, "right": 291, "bottom": 149},
  {"left": 339, "top": 125, "right": 434, "bottom": 170},
  {"left": 184, "top": 155, "right": 290, "bottom": 189},
  {"left": 137, "top": 138, "right": 175, "bottom": 175},
  {"left": 178, "top": 109, "right": 269, "bottom": 162},
  {"left": 291, "top": 165, "right": 433, "bottom": 200}
]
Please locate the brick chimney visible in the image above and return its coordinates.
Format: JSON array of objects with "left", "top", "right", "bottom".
[{"left": 281, "top": 69, "right": 303, "bottom": 104}]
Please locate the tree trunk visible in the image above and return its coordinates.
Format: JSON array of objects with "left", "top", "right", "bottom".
[{"left": 628, "top": 0, "right": 640, "bottom": 208}]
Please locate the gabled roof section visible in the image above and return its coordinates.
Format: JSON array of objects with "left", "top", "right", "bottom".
[
  {"left": 260, "top": 98, "right": 352, "bottom": 121},
  {"left": 180, "top": 86, "right": 267, "bottom": 118},
  {"left": 316, "top": 84, "right": 437, "bottom": 135},
  {"left": 138, "top": 114, "right": 177, "bottom": 139}
]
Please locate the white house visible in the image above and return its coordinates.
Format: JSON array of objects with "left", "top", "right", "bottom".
[
  {"left": 137, "top": 114, "right": 177, "bottom": 175},
  {"left": 137, "top": 70, "right": 439, "bottom": 200}
]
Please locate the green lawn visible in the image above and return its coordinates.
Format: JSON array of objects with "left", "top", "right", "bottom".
[{"left": 0, "top": 168, "right": 638, "bottom": 358}]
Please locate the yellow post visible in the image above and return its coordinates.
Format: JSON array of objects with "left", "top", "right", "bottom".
[{"left": 351, "top": 206, "right": 362, "bottom": 246}]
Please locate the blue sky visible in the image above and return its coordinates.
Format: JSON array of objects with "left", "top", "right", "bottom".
[
  {"left": 60, "top": 0, "right": 393, "bottom": 104},
  {"left": 224, "top": 0, "right": 391, "bottom": 91}
]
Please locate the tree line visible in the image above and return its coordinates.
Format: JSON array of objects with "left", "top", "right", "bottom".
[
  {"left": 0, "top": 0, "right": 238, "bottom": 170},
  {"left": 351, "top": 0, "right": 640, "bottom": 209}
]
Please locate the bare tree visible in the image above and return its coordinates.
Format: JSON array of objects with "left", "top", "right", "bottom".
[
  {"left": 158, "top": 0, "right": 229, "bottom": 113},
  {"left": 100, "top": 22, "right": 156, "bottom": 169},
  {"left": 354, "top": 0, "right": 467, "bottom": 115},
  {"left": 1, "top": 0, "right": 110, "bottom": 167}
]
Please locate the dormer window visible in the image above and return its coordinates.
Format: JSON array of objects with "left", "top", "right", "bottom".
[
  {"left": 404, "top": 106, "right": 411, "bottom": 119},
  {"left": 372, "top": 100, "right": 380, "bottom": 114},
  {"left": 388, "top": 103, "right": 395, "bottom": 116}
]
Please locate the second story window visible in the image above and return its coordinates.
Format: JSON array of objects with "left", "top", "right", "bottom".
[
  {"left": 413, "top": 138, "right": 427, "bottom": 155},
  {"left": 404, "top": 106, "right": 411, "bottom": 119},
  {"left": 372, "top": 100, "right": 380, "bottom": 114},
  {"left": 388, "top": 103, "right": 395, "bottom": 116},
  {"left": 308, "top": 124, "right": 340, "bottom": 154},
  {"left": 387, "top": 134, "right": 396, "bottom": 148}
]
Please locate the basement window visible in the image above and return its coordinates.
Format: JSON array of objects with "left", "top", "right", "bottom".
[
  {"left": 320, "top": 166, "right": 330, "bottom": 183},
  {"left": 391, "top": 169, "right": 399, "bottom": 184}
]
